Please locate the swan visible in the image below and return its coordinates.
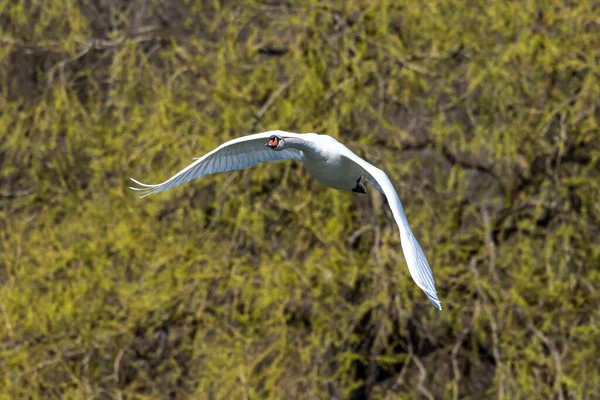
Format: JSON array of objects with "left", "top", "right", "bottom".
[{"left": 130, "top": 130, "right": 442, "bottom": 310}]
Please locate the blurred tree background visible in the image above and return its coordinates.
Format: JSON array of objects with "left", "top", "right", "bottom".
[{"left": 1, "top": 0, "right": 599, "bottom": 399}]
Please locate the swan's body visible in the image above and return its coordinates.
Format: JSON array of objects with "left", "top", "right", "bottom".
[
  {"left": 130, "top": 131, "right": 442, "bottom": 310},
  {"left": 301, "top": 135, "right": 365, "bottom": 192}
]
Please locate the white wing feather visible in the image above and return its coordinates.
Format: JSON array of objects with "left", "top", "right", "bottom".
[
  {"left": 341, "top": 149, "right": 442, "bottom": 310},
  {"left": 130, "top": 131, "right": 303, "bottom": 197}
]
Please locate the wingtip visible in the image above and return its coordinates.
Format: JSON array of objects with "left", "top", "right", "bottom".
[
  {"left": 130, "top": 177, "right": 153, "bottom": 187},
  {"left": 424, "top": 290, "right": 442, "bottom": 310},
  {"left": 129, "top": 177, "right": 162, "bottom": 198}
]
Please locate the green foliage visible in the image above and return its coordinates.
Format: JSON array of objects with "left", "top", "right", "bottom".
[{"left": 1, "top": 0, "right": 599, "bottom": 398}]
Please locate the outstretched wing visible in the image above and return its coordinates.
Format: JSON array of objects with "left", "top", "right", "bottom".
[
  {"left": 341, "top": 149, "right": 442, "bottom": 310},
  {"left": 130, "top": 131, "right": 303, "bottom": 197}
]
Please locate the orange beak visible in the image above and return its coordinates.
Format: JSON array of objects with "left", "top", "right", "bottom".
[{"left": 268, "top": 138, "right": 278, "bottom": 147}]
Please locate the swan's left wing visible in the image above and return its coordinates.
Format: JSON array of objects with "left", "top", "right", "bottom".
[
  {"left": 130, "top": 131, "right": 303, "bottom": 197},
  {"left": 341, "top": 148, "right": 442, "bottom": 310}
]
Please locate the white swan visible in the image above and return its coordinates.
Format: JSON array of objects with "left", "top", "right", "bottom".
[{"left": 130, "top": 131, "right": 442, "bottom": 310}]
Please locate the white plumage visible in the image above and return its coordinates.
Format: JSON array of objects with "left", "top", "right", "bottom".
[{"left": 130, "top": 130, "right": 442, "bottom": 310}]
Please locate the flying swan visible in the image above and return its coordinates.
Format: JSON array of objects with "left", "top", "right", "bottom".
[{"left": 130, "top": 131, "right": 442, "bottom": 310}]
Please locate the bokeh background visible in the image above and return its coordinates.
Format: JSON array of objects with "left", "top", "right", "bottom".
[{"left": 1, "top": 1, "right": 600, "bottom": 399}]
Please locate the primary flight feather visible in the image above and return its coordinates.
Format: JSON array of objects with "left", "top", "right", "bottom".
[{"left": 130, "top": 130, "right": 442, "bottom": 310}]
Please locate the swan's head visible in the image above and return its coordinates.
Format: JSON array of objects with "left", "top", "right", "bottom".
[{"left": 265, "top": 134, "right": 283, "bottom": 151}]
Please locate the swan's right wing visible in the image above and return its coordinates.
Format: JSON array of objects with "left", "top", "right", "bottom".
[
  {"left": 130, "top": 131, "right": 302, "bottom": 197},
  {"left": 341, "top": 149, "right": 442, "bottom": 310}
]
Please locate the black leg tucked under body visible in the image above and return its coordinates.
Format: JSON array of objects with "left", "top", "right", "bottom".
[{"left": 352, "top": 176, "right": 367, "bottom": 194}]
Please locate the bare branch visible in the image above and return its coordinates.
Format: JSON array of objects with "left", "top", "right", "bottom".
[{"left": 249, "top": 80, "right": 292, "bottom": 131}]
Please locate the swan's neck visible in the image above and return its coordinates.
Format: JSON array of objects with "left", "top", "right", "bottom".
[{"left": 283, "top": 137, "right": 317, "bottom": 154}]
